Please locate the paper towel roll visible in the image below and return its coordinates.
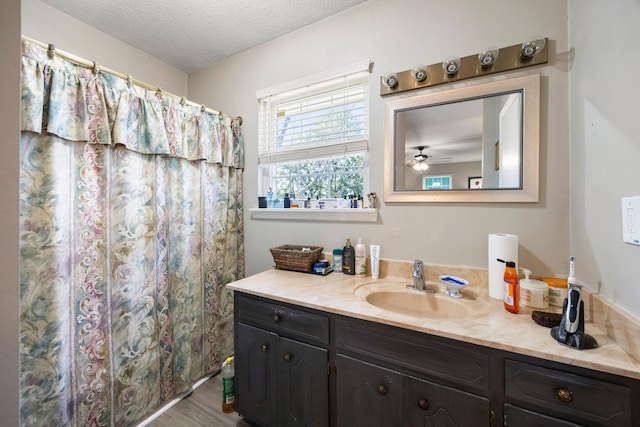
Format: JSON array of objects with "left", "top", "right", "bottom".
[{"left": 488, "top": 234, "right": 519, "bottom": 300}]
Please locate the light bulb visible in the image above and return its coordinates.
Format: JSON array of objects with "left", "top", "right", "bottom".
[
  {"left": 413, "top": 162, "right": 429, "bottom": 171},
  {"left": 521, "top": 36, "right": 546, "bottom": 58},
  {"left": 478, "top": 46, "right": 499, "bottom": 66},
  {"left": 411, "top": 65, "right": 428, "bottom": 82},
  {"left": 382, "top": 73, "right": 398, "bottom": 88},
  {"left": 442, "top": 56, "right": 461, "bottom": 75}
]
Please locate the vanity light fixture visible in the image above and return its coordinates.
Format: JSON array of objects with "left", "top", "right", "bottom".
[
  {"left": 411, "top": 65, "right": 428, "bottom": 82},
  {"left": 521, "top": 36, "right": 546, "bottom": 58},
  {"left": 382, "top": 72, "right": 399, "bottom": 88},
  {"left": 380, "top": 37, "right": 548, "bottom": 96},
  {"left": 478, "top": 46, "right": 499, "bottom": 67},
  {"left": 442, "top": 56, "right": 461, "bottom": 75}
]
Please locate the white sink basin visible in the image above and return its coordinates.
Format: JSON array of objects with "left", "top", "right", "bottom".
[{"left": 354, "top": 282, "right": 488, "bottom": 319}]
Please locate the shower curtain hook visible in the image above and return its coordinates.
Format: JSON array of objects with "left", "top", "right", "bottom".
[
  {"left": 47, "top": 43, "right": 56, "bottom": 59},
  {"left": 93, "top": 62, "right": 101, "bottom": 75},
  {"left": 200, "top": 104, "right": 206, "bottom": 112},
  {"left": 126, "top": 75, "right": 133, "bottom": 87},
  {"left": 180, "top": 96, "right": 186, "bottom": 107}
]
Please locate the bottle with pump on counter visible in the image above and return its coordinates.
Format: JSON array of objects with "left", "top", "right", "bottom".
[
  {"left": 283, "top": 193, "right": 291, "bottom": 208},
  {"left": 355, "top": 237, "right": 366, "bottom": 277},
  {"left": 342, "top": 239, "right": 355, "bottom": 275},
  {"left": 498, "top": 259, "right": 519, "bottom": 314}
]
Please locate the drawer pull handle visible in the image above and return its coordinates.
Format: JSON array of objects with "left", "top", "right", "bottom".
[
  {"left": 377, "top": 385, "right": 388, "bottom": 396},
  {"left": 417, "top": 398, "right": 429, "bottom": 410},
  {"left": 273, "top": 314, "right": 281, "bottom": 322},
  {"left": 556, "top": 388, "right": 573, "bottom": 403},
  {"left": 283, "top": 353, "right": 292, "bottom": 363},
  {"left": 261, "top": 344, "right": 269, "bottom": 353}
]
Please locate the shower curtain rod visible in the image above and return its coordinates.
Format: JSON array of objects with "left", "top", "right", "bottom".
[{"left": 21, "top": 35, "right": 243, "bottom": 125}]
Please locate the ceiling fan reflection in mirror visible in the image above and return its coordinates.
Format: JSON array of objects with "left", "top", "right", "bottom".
[{"left": 404, "top": 146, "right": 451, "bottom": 171}]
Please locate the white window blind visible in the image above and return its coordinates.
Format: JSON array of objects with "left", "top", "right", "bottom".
[{"left": 258, "top": 62, "right": 371, "bottom": 165}]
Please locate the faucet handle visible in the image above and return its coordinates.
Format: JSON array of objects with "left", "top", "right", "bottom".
[{"left": 413, "top": 260, "right": 424, "bottom": 274}]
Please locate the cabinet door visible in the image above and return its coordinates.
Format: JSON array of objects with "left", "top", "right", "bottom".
[
  {"left": 277, "top": 336, "right": 329, "bottom": 427},
  {"left": 404, "top": 376, "right": 490, "bottom": 426},
  {"left": 236, "top": 323, "right": 277, "bottom": 427},
  {"left": 335, "top": 355, "right": 403, "bottom": 427}
]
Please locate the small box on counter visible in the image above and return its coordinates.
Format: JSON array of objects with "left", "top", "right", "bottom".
[{"left": 313, "top": 260, "right": 333, "bottom": 275}]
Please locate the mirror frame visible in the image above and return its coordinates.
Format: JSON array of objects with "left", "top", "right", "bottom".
[{"left": 383, "top": 74, "right": 540, "bottom": 203}]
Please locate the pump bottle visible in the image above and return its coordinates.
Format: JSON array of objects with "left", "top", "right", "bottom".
[
  {"left": 342, "top": 238, "right": 355, "bottom": 275},
  {"left": 499, "top": 259, "right": 519, "bottom": 314}
]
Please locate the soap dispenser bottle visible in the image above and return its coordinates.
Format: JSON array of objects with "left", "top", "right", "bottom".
[
  {"left": 355, "top": 237, "right": 366, "bottom": 277},
  {"left": 498, "top": 259, "right": 519, "bottom": 314},
  {"left": 342, "top": 239, "right": 355, "bottom": 275}
]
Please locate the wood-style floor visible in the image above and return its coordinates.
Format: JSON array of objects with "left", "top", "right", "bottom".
[{"left": 147, "top": 374, "right": 252, "bottom": 427}]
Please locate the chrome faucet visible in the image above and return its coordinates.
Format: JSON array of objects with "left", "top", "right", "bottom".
[{"left": 407, "top": 260, "right": 435, "bottom": 293}]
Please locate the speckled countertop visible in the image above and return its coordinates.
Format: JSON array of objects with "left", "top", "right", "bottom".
[{"left": 228, "top": 262, "right": 640, "bottom": 381}]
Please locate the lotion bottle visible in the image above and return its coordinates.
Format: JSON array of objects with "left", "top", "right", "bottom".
[
  {"left": 369, "top": 244, "right": 380, "bottom": 279},
  {"left": 355, "top": 237, "right": 366, "bottom": 277},
  {"left": 342, "top": 239, "right": 355, "bottom": 275},
  {"left": 499, "top": 259, "right": 519, "bottom": 314}
]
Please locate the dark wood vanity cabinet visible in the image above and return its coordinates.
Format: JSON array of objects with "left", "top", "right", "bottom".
[
  {"left": 234, "top": 294, "right": 329, "bottom": 427},
  {"left": 234, "top": 292, "right": 639, "bottom": 427},
  {"left": 334, "top": 315, "right": 491, "bottom": 427}
]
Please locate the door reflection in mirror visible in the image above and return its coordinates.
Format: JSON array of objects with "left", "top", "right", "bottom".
[{"left": 395, "top": 91, "right": 523, "bottom": 191}]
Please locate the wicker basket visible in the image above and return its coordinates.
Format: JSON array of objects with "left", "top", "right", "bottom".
[{"left": 270, "top": 244, "right": 323, "bottom": 272}]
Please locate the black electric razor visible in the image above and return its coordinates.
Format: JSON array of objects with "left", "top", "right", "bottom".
[{"left": 550, "top": 257, "right": 598, "bottom": 350}]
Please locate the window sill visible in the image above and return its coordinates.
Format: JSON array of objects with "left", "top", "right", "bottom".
[{"left": 249, "top": 208, "right": 377, "bottom": 222}]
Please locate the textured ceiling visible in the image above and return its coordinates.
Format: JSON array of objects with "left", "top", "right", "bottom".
[{"left": 41, "top": 0, "right": 368, "bottom": 72}]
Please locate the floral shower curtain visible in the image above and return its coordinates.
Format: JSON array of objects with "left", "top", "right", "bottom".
[{"left": 18, "top": 40, "right": 244, "bottom": 426}]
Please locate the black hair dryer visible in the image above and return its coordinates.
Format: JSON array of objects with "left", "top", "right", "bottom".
[{"left": 550, "top": 257, "right": 598, "bottom": 350}]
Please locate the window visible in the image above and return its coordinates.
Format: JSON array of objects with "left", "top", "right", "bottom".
[
  {"left": 257, "top": 61, "right": 370, "bottom": 202},
  {"left": 422, "top": 175, "right": 452, "bottom": 190}
]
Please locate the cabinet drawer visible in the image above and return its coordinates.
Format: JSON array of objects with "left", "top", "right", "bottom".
[
  {"left": 235, "top": 293, "right": 329, "bottom": 344},
  {"left": 335, "top": 317, "right": 489, "bottom": 392},
  {"left": 505, "top": 359, "right": 632, "bottom": 427},
  {"left": 504, "top": 404, "right": 582, "bottom": 427}
]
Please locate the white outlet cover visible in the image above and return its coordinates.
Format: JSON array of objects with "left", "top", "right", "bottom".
[{"left": 622, "top": 196, "right": 640, "bottom": 245}]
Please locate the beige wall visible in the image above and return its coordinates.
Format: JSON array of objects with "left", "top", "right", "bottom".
[
  {"left": 569, "top": 0, "right": 640, "bottom": 318},
  {"left": 189, "top": 0, "right": 571, "bottom": 283},
  {"left": 1, "top": 0, "right": 21, "bottom": 423},
  {"left": 21, "top": 0, "right": 188, "bottom": 95}
]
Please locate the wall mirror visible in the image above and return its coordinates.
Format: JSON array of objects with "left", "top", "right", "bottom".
[{"left": 383, "top": 74, "right": 540, "bottom": 202}]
